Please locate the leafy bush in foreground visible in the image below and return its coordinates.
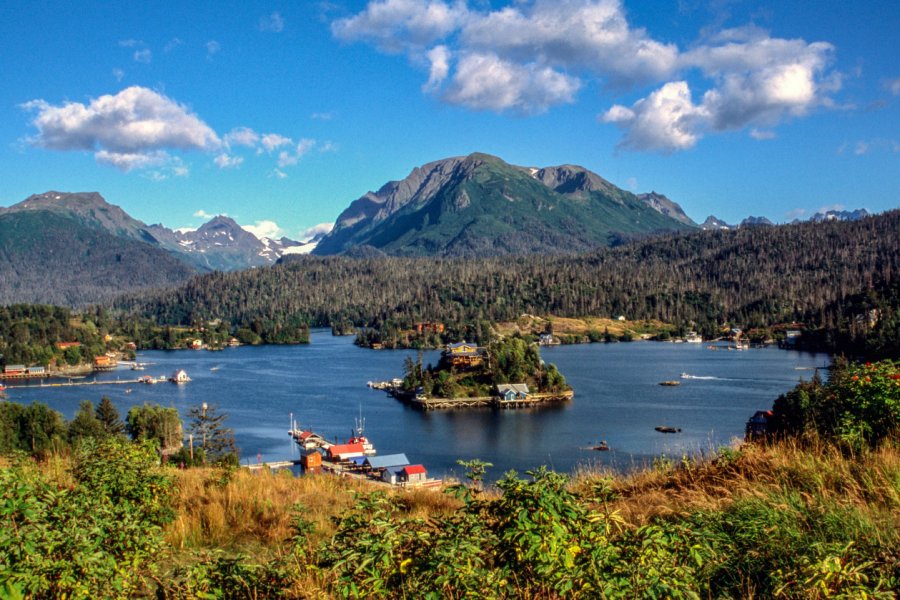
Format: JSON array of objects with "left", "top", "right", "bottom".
[{"left": 0, "top": 438, "right": 173, "bottom": 598}]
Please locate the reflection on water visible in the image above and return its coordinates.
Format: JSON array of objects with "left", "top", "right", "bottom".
[{"left": 6, "top": 330, "right": 827, "bottom": 480}]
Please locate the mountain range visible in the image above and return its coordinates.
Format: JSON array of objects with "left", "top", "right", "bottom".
[
  {"left": 313, "top": 153, "right": 696, "bottom": 256},
  {"left": 0, "top": 153, "right": 875, "bottom": 306}
]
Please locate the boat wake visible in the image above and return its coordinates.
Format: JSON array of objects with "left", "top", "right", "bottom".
[{"left": 680, "top": 373, "right": 723, "bottom": 380}]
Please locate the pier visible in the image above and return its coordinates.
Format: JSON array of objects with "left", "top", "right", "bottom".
[
  {"left": 375, "top": 383, "right": 574, "bottom": 411},
  {"left": 4, "top": 377, "right": 153, "bottom": 389}
]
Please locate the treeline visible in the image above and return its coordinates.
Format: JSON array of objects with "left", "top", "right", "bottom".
[
  {"left": 0, "top": 304, "right": 115, "bottom": 367},
  {"left": 0, "top": 396, "right": 236, "bottom": 465},
  {"left": 117, "top": 212, "right": 899, "bottom": 357}
]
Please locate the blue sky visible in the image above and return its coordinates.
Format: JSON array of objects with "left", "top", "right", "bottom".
[{"left": 1, "top": 0, "right": 897, "bottom": 239}]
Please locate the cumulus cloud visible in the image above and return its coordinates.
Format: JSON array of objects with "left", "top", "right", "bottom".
[
  {"left": 22, "top": 86, "right": 220, "bottom": 170},
  {"left": 261, "top": 133, "right": 293, "bottom": 152},
  {"left": 332, "top": 0, "right": 467, "bottom": 53},
  {"left": 224, "top": 126, "right": 260, "bottom": 148},
  {"left": 260, "top": 12, "right": 285, "bottom": 32},
  {"left": 299, "top": 222, "right": 334, "bottom": 242},
  {"left": 423, "top": 45, "right": 451, "bottom": 91},
  {"left": 278, "top": 138, "right": 316, "bottom": 167},
  {"left": 333, "top": 0, "right": 842, "bottom": 150},
  {"left": 21, "top": 86, "right": 315, "bottom": 174},
  {"left": 445, "top": 52, "right": 581, "bottom": 113},
  {"left": 194, "top": 209, "right": 213, "bottom": 218},
  {"left": 602, "top": 81, "right": 707, "bottom": 152},
  {"left": 242, "top": 219, "right": 282, "bottom": 239},
  {"left": 214, "top": 153, "right": 244, "bottom": 168}
]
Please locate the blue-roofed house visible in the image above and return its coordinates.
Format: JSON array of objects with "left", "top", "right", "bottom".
[
  {"left": 496, "top": 383, "right": 530, "bottom": 403},
  {"left": 364, "top": 454, "right": 410, "bottom": 470}
]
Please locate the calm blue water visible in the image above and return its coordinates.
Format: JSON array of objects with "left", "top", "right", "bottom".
[{"left": 5, "top": 330, "right": 827, "bottom": 481}]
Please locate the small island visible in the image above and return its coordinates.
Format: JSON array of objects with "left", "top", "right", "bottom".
[{"left": 386, "top": 336, "right": 573, "bottom": 410}]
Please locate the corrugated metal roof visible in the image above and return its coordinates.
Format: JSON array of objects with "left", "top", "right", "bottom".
[
  {"left": 328, "top": 443, "right": 365, "bottom": 456},
  {"left": 364, "top": 453, "right": 410, "bottom": 469},
  {"left": 401, "top": 464, "right": 427, "bottom": 475}
]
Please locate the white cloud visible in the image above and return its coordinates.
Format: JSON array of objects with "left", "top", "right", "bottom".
[
  {"left": 260, "top": 12, "right": 285, "bottom": 32},
  {"left": 95, "top": 149, "right": 170, "bottom": 171},
  {"left": 333, "top": 0, "right": 841, "bottom": 150},
  {"left": 118, "top": 39, "right": 142, "bottom": 48},
  {"left": 423, "top": 45, "right": 451, "bottom": 91},
  {"left": 332, "top": 0, "right": 467, "bottom": 53},
  {"left": 445, "top": 52, "right": 581, "bottom": 113},
  {"left": 602, "top": 81, "right": 707, "bottom": 152},
  {"left": 278, "top": 138, "right": 316, "bottom": 167},
  {"left": 750, "top": 128, "right": 775, "bottom": 140},
  {"left": 299, "top": 222, "right": 334, "bottom": 242},
  {"left": 206, "top": 40, "right": 221, "bottom": 58},
  {"left": 194, "top": 209, "right": 213, "bottom": 218},
  {"left": 271, "top": 168, "right": 288, "bottom": 179},
  {"left": 261, "top": 133, "right": 293, "bottom": 152},
  {"left": 214, "top": 153, "right": 244, "bottom": 168},
  {"left": 133, "top": 48, "right": 152, "bottom": 63},
  {"left": 224, "top": 126, "right": 260, "bottom": 148},
  {"left": 311, "top": 112, "right": 334, "bottom": 120},
  {"left": 22, "top": 86, "right": 220, "bottom": 154},
  {"left": 784, "top": 208, "right": 806, "bottom": 220},
  {"left": 112, "top": 68, "right": 124, "bottom": 82},
  {"left": 817, "top": 203, "right": 845, "bottom": 213},
  {"left": 854, "top": 141, "right": 869, "bottom": 155},
  {"left": 460, "top": 0, "right": 678, "bottom": 86},
  {"left": 319, "top": 140, "right": 339, "bottom": 153},
  {"left": 242, "top": 219, "right": 282, "bottom": 239},
  {"left": 885, "top": 77, "right": 900, "bottom": 96}
]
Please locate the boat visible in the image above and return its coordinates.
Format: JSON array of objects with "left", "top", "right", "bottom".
[
  {"left": 659, "top": 380, "right": 680, "bottom": 386},
  {"left": 131, "top": 363, "right": 146, "bottom": 371},
  {"left": 138, "top": 375, "right": 156, "bottom": 384},
  {"left": 591, "top": 441, "right": 610, "bottom": 451},
  {"left": 210, "top": 365, "right": 221, "bottom": 372},
  {"left": 680, "top": 372, "right": 689, "bottom": 378},
  {"left": 0, "top": 383, "right": 6, "bottom": 398},
  {"left": 169, "top": 369, "right": 191, "bottom": 384},
  {"left": 685, "top": 332, "right": 703, "bottom": 343},
  {"left": 346, "top": 412, "right": 377, "bottom": 455},
  {"left": 655, "top": 426, "right": 682, "bottom": 434}
]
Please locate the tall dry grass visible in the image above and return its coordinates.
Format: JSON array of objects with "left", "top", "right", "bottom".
[
  {"left": 571, "top": 438, "right": 900, "bottom": 530},
  {"left": 164, "top": 466, "right": 462, "bottom": 556}
]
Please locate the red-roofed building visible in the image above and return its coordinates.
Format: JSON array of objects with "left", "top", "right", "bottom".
[
  {"left": 326, "top": 442, "right": 366, "bottom": 461},
  {"left": 399, "top": 464, "right": 427, "bottom": 484}
]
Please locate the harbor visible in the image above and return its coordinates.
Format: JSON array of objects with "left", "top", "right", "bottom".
[{"left": 283, "top": 416, "right": 441, "bottom": 488}]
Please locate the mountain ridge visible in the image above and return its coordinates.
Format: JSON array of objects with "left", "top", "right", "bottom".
[{"left": 313, "top": 153, "right": 696, "bottom": 256}]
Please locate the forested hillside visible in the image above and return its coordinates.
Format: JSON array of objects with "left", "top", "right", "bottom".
[
  {"left": 0, "top": 210, "right": 195, "bottom": 306},
  {"left": 119, "top": 211, "right": 899, "bottom": 356}
]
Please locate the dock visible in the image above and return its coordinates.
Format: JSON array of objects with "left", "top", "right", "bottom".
[
  {"left": 382, "top": 386, "right": 574, "bottom": 411},
  {"left": 245, "top": 459, "right": 302, "bottom": 471},
  {"left": 4, "top": 377, "right": 155, "bottom": 389}
]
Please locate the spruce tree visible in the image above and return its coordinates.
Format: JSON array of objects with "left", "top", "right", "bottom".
[{"left": 95, "top": 396, "right": 125, "bottom": 437}]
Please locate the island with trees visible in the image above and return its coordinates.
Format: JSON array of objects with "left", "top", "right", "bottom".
[{"left": 392, "top": 336, "right": 572, "bottom": 410}]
